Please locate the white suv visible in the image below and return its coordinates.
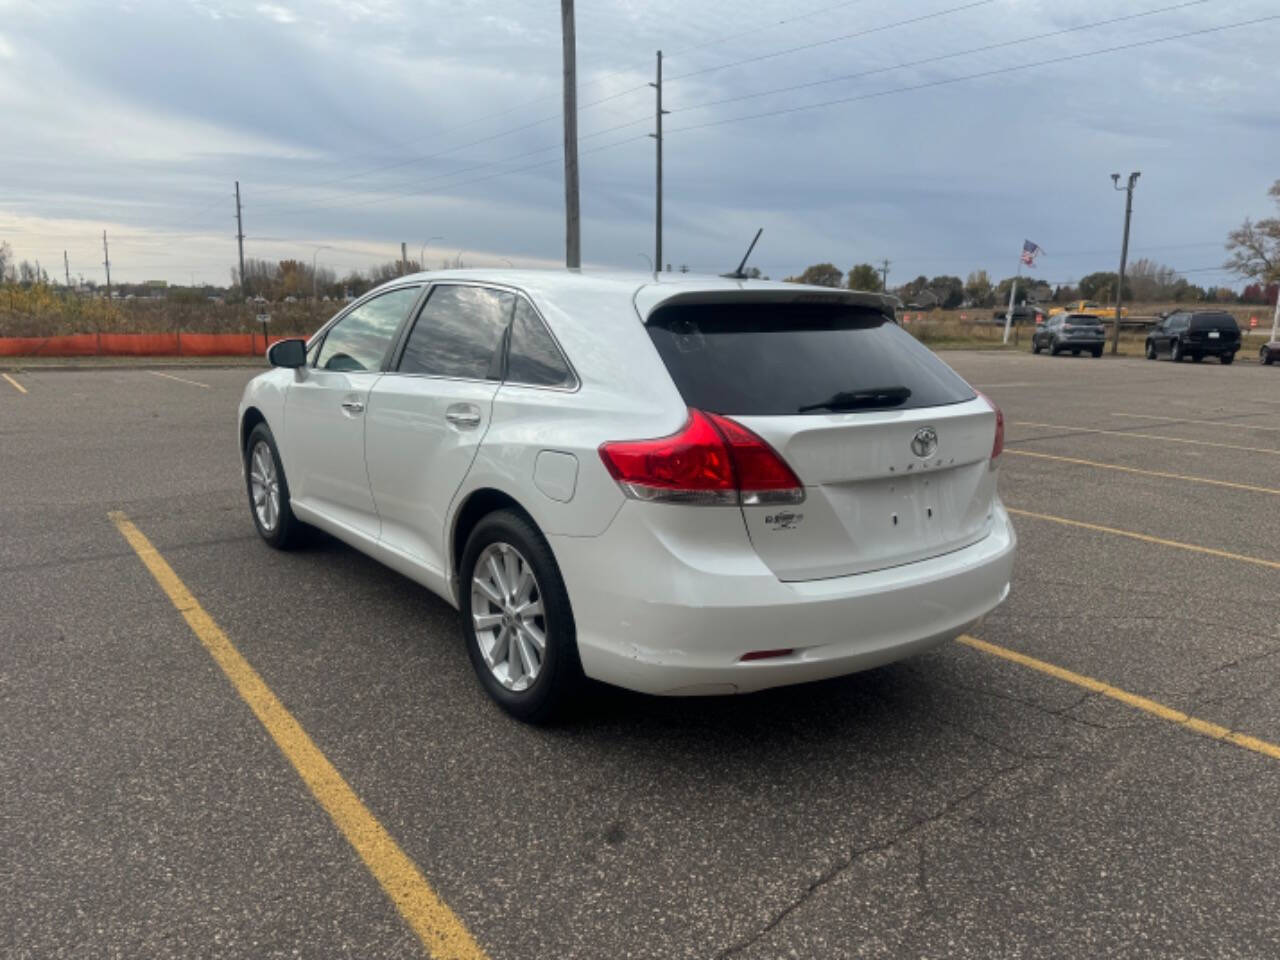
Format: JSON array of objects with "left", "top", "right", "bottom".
[{"left": 238, "top": 270, "right": 1015, "bottom": 721}]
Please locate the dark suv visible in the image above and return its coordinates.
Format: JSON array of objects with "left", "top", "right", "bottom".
[
  {"left": 1145, "top": 311, "right": 1240, "bottom": 364},
  {"left": 1031, "top": 313, "right": 1106, "bottom": 357}
]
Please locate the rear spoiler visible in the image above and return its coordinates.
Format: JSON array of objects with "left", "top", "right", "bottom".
[{"left": 634, "top": 285, "right": 897, "bottom": 322}]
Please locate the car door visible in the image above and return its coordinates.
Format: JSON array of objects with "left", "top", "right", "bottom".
[
  {"left": 1153, "top": 315, "right": 1172, "bottom": 354},
  {"left": 284, "top": 284, "right": 424, "bottom": 538},
  {"left": 363, "top": 283, "right": 516, "bottom": 576}
]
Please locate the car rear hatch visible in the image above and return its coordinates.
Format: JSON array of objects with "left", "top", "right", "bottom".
[
  {"left": 1189, "top": 314, "right": 1240, "bottom": 348},
  {"left": 641, "top": 291, "right": 1000, "bottom": 581},
  {"left": 1064, "top": 316, "right": 1105, "bottom": 339}
]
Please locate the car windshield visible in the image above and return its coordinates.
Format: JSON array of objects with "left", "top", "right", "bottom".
[{"left": 647, "top": 300, "right": 975, "bottom": 416}]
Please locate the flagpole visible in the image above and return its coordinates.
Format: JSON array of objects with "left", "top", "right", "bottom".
[{"left": 1003, "top": 252, "right": 1022, "bottom": 345}]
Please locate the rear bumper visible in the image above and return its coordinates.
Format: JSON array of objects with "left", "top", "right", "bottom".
[{"left": 550, "top": 501, "right": 1016, "bottom": 696}]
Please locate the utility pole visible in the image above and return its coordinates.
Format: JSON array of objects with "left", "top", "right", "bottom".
[
  {"left": 561, "top": 0, "right": 581, "bottom": 269},
  {"left": 102, "top": 231, "right": 112, "bottom": 302},
  {"left": 64, "top": 250, "right": 70, "bottom": 287},
  {"left": 235, "top": 180, "right": 246, "bottom": 298},
  {"left": 880, "top": 258, "right": 891, "bottom": 292},
  {"left": 400, "top": 241, "right": 407, "bottom": 276},
  {"left": 649, "top": 50, "right": 669, "bottom": 277},
  {"left": 1109, "top": 171, "right": 1140, "bottom": 355}
]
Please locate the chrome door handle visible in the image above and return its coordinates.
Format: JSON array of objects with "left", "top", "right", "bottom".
[
  {"left": 341, "top": 399, "right": 365, "bottom": 414},
  {"left": 445, "top": 406, "right": 482, "bottom": 429}
]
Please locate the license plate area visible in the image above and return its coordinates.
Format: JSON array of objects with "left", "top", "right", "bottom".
[{"left": 1209, "top": 331, "right": 1221, "bottom": 339}]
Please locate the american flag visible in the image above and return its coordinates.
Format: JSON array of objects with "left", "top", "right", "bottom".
[{"left": 1021, "top": 240, "right": 1043, "bottom": 266}]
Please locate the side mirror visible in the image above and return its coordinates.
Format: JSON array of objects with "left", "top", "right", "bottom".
[{"left": 267, "top": 338, "right": 307, "bottom": 369}]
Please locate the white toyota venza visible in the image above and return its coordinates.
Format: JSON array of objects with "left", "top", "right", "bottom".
[{"left": 238, "top": 270, "right": 1016, "bottom": 721}]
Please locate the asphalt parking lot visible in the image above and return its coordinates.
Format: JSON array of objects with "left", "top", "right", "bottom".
[{"left": 3, "top": 351, "right": 1279, "bottom": 959}]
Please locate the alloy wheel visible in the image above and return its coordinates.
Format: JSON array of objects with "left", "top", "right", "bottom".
[
  {"left": 470, "top": 542, "right": 547, "bottom": 692},
  {"left": 248, "top": 440, "right": 280, "bottom": 532}
]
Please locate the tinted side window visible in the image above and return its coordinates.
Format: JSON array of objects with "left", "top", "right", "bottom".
[
  {"left": 316, "top": 287, "right": 420, "bottom": 372},
  {"left": 648, "top": 302, "right": 974, "bottom": 416},
  {"left": 506, "top": 298, "right": 574, "bottom": 388},
  {"left": 398, "top": 285, "right": 514, "bottom": 379}
]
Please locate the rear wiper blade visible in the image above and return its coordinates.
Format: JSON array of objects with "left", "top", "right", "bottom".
[{"left": 798, "top": 386, "right": 911, "bottom": 413}]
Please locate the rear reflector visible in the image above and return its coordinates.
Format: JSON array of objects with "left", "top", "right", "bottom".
[
  {"left": 739, "top": 648, "right": 794, "bottom": 662},
  {"left": 600, "top": 409, "right": 804, "bottom": 506}
]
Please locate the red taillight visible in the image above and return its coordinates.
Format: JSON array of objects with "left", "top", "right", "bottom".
[
  {"left": 704, "top": 411, "right": 804, "bottom": 505},
  {"left": 976, "top": 391, "right": 1004, "bottom": 462},
  {"left": 599, "top": 409, "right": 804, "bottom": 506}
]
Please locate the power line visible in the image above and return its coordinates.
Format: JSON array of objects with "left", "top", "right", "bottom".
[
  {"left": 666, "top": 0, "right": 997, "bottom": 83},
  {"left": 667, "top": 13, "right": 1280, "bottom": 136},
  {"left": 670, "top": 0, "right": 1210, "bottom": 115}
]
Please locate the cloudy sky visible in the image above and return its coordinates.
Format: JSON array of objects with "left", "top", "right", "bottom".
[{"left": 1, "top": 0, "right": 1277, "bottom": 287}]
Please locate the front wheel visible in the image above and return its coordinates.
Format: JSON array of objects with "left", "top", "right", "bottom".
[
  {"left": 244, "top": 423, "right": 306, "bottom": 549},
  {"left": 459, "top": 509, "right": 582, "bottom": 723},
  {"left": 1171, "top": 340, "right": 1184, "bottom": 362},
  {"left": 1145, "top": 340, "right": 1156, "bottom": 360},
  {"left": 1031, "top": 338, "right": 1041, "bottom": 354},
  {"left": 1262, "top": 346, "right": 1275, "bottom": 365}
]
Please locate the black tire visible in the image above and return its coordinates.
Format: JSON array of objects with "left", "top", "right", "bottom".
[
  {"left": 1031, "top": 338, "right": 1041, "bottom": 354},
  {"left": 458, "top": 509, "right": 582, "bottom": 723},
  {"left": 1171, "top": 340, "right": 1183, "bottom": 362},
  {"left": 1262, "top": 346, "right": 1275, "bottom": 365},
  {"left": 1220, "top": 352, "right": 1235, "bottom": 365},
  {"left": 1071, "top": 349, "right": 1081, "bottom": 356},
  {"left": 1092, "top": 347, "right": 1103, "bottom": 358},
  {"left": 1192, "top": 353, "right": 1203, "bottom": 363},
  {"left": 1145, "top": 340, "right": 1156, "bottom": 360},
  {"left": 1049, "top": 338, "right": 1061, "bottom": 356},
  {"left": 244, "top": 423, "right": 306, "bottom": 549}
]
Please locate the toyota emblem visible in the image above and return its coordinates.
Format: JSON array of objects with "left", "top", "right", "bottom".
[{"left": 911, "top": 426, "right": 938, "bottom": 459}]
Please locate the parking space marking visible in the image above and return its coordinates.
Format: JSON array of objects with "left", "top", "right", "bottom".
[
  {"left": 1003, "top": 449, "right": 1280, "bottom": 497},
  {"left": 1013, "top": 421, "right": 1280, "bottom": 456},
  {"left": 958, "top": 635, "right": 1280, "bottom": 762},
  {"left": 3, "top": 373, "right": 27, "bottom": 394},
  {"left": 1110, "top": 411, "right": 1280, "bottom": 433},
  {"left": 147, "top": 370, "right": 211, "bottom": 389},
  {"left": 1006, "top": 507, "right": 1280, "bottom": 571},
  {"left": 108, "top": 510, "right": 489, "bottom": 960}
]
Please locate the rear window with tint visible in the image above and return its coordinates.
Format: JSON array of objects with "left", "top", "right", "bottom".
[
  {"left": 1191, "top": 314, "right": 1239, "bottom": 332},
  {"left": 646, "top": 301, "right": 975, "bottom": 416}
]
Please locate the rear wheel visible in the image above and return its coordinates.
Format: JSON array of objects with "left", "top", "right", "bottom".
[
  {"left": 245, "top": 423, "right": 305, "bottom": 549},
  {"left": 1192, "top": 353, "right": 1203, "bottom": 363},
  {"left": 1031, "top": 338, "right": 1041, "bottom": 354},
  {"left": 1092, "top": 346, "right": 1103, "bottom": 358},
  {"left": 458, "top": 509, "right": 582, "bottom": 723},
  {"left": 1221, "top": 352, "right": 1235, "bottom": 365},
  {"left": 1171, "top": 340, "right": 1184, "bottom": 362},
  {"left": 1262, "top": 346, "right": 1275, "bottom": 365},
  {"left": 1145, "top": 340, "right": 1156, "bottom": 360},
  {"left": 1049, "top": 338, "right": 1061, "bottom": 356}
]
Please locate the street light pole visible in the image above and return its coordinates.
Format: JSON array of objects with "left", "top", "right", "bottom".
[
  {"left": 1108, "top": 171, "right": 1140, "bottom": 355},
  {"left": 561, "top": 0, "right": 581, "bottom": 269}
]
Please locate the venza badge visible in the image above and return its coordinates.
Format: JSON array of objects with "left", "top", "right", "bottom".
[{"left": 910, "top": 426, "right": 938, "bottom": 459}]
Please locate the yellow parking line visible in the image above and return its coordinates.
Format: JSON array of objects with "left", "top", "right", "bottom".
[
  {"left": 148, "top": 370, "right": 211, "bottom": 389},
  {"left": 3, "top": 373, "right": 27, "bottom": 394},
  {"left": 1006, "top": 507, "right": 1280, "bottom": 571},
  {"left": 1014, "top": 420, "right": 1280, "bottom": 456},
  {"left": 1003, "top": 449, "right": 1280, "bottom": 496},
  {"left": 108, "top": 511, "right": 489, "bottom": 960},
  {"left": 1111, "top": 411, "right": 1280, "bottom": 433},
  {"left": 958, "top": 635, "right": 1280, "bottom": 762}
]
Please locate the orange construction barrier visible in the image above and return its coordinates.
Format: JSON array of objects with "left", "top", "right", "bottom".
[{"left": 0, "top": 332, "right": 270, "bottom": 357}]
